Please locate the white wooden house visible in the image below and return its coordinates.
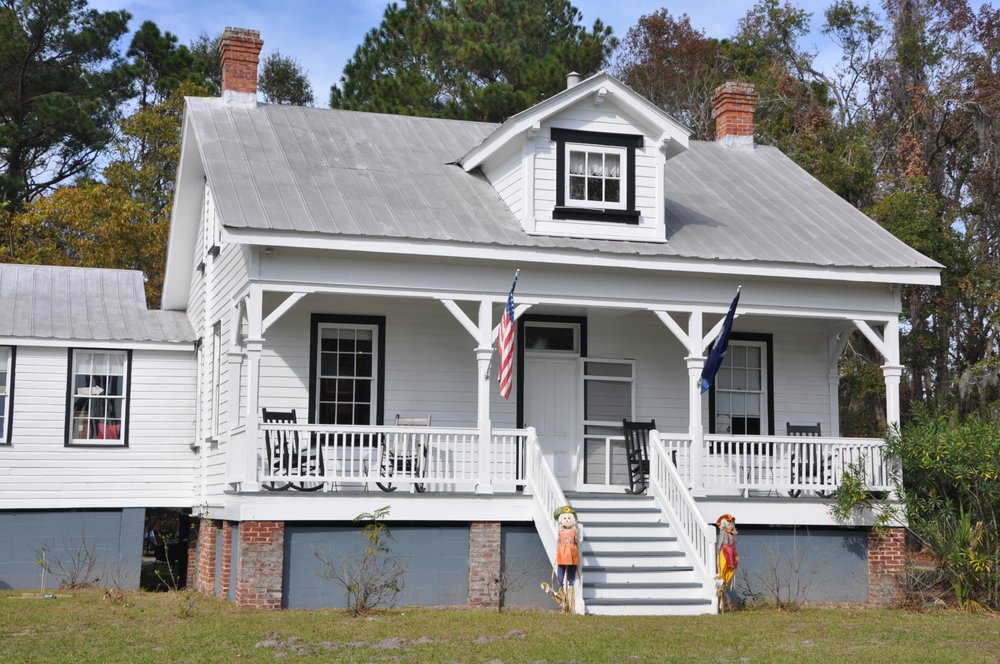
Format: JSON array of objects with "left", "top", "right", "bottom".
[{"left": 0, "top": 27, "right": 940, "bottom": 613}]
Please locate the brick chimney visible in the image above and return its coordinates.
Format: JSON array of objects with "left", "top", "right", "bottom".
[
  {"left": 220, "top": 27, "right": 263, "bottom": 105},
  {"left": 712, "top": 82, "right": 758, "bottom": 150}
]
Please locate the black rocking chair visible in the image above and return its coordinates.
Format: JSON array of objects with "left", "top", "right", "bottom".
[
  {"left": 261, "top": 408, "right": 324, "bottom": 492},
  {"left": 786, "top": 422, "right": 831, "bottom": 498},
  {"left": 622, "top": 419, "right": 656, "bottom": 495}
]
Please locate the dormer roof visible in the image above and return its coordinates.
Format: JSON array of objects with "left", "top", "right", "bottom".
[{"left": 459, "top": 71, "right": 692, "bottom": 171}]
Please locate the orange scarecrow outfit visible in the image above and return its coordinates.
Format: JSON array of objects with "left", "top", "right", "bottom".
[{"left": 716, "top": 513, "right": 739, "bottom": 590}]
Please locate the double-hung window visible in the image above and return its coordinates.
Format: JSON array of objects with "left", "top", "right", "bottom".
[
  {"left": 0, "top": 347, "right": 13, "bottom": 444},
  {"left": 310, "top": 315, "right": 385, "bottom": 427},
  {"left": 710, "top": 336, "right": 773, "bottom": 436},
  {"left": 551, "top": 128, "right": 642, "bottom": 224},
  {"left": 68, "top": 349, "right": 130, "bottom": 446}
]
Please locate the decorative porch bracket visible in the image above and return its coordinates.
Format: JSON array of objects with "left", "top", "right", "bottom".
[
  {"left": 440, "top": 298, "right": 531, "bottom": 495},
  {"left": 852, "top": 318, "right": 902, "bottom": 429},
  {"left": 261, "top": 291, "right": 308, "bottom": 335},
  {"left": 827, "top": 326, "right": 853, "bottom": 437},
  {"left": 653, "top": 309, "right": 708, "bottom": 495}
]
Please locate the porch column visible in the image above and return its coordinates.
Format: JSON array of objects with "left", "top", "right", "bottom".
[
  {"left": 686, "top": 356, "right": 706, "bottom": 495},
  {"left": 241, "top": 284, "right": 264, "bottom": 491},
  {"left": 476, "top": 300, "right": 494, "bottom": 494},
  {"left": 882, "top": 317, "right": 902, "bottom": 431},
  {"left": 686, "top": 311, "right": 706, "bottom": 495}
]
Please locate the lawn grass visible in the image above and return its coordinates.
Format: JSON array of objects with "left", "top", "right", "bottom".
[{"left": 1, "top": 589, "right": 998, "bottom": 663}]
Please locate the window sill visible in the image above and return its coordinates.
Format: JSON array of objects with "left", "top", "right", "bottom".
[{"left": 552, "top": 206, "right": 641, "bottom": 224}]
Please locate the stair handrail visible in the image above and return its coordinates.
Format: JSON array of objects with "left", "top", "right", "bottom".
[
  {"left": 648, "top": 430, "right": 716, "bottom": 590},
  {"left": 523, "top": 427, "right": 584, "bottom": 614}
]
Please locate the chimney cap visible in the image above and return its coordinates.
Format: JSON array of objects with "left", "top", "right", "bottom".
[{"left": 566, "top": 71, "right": 582, "bottom": 89}]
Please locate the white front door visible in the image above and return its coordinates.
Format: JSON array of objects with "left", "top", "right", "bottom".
[{"left": 523, "top": 355, "right": 579, "bottom": 491}]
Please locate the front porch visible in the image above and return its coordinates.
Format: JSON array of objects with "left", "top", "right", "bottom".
[{"left": 251, "top": 423, "right": 894, "bottom": 500}]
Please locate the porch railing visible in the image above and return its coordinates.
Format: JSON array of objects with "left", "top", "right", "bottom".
[
  {"left": 648, "top": 431, "right": 716, "bottom": 592},
  {"left": 701, "top": 434, "right": 892, "bottom": 494},
  {"left": 524, "top": 427, "right": 584, "bottom": 614},
  {"left": 258, "top": 423, "right": 527, "bottom": 492}
]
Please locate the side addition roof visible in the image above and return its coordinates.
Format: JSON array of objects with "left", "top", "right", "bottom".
[{"left": 0, "top": 264, "right": 196, "bottom": 343}]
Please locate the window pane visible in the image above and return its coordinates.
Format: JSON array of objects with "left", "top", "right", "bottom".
[
  {"left": 731, "top": 345, "right": 746, "bottom": 368},
  {"left": 338, "top": 380, "right": 355, "bottom": 402},
  {"left": 732, "top": 393, "right": 745, "bottom": 414},
  {"left": 321, "top": 352, "right": 336, "bottom": 375},
  {"left": 716, "top": 415, "right": 732, "bottom": 433},
  {"left": 319, "top": 403, "right": 337, "bottom": 424},
  {"left": 338, "top": 352, "right": 355, "bottom": 376},
  {"left": 584, "top": 380, "right": 631, "bottom": 421},
  {"left": 584, "top": 362, "right": 631, "bottom": 378},
  {"left": 319, "top": 378, "right": 337, "bottom": 400},
  {"left": 93, "top": 353, "right": 109, "bottom": 375},
  {"left": 356, "top": 353, "right": 373, "bottom": 378},
  {"left": 605, "top": 153, "right": 620, "bottom": 178},
  {"left": 107, "top": 376, "right": 123, "bottom": 397},
  {"left": 587, "top": 152, "right": 604, "bottom": 176},
  {"left": 747, "top": 346, "right": 761, "bottom": 368},
  {"left": 354, "top": 404, "right": 371, "bottom": 425},
  {"left": 717, "top": 368, "right": 731, "bottom": 390},
  {"left": 732, "top": 369, "right": 747, "bottom": 390},
  {"left": 321, "top": 335, "right": 339, "bottom": 352},
  {"left": 75, "top": 352, "right": 92, "bottom": 374},
  {"left": 338, "top": 336, "right": 356, "bottom": 353},
  {"left": 356, "top": 330, "right": 373, "bottom": 351},
  {"left": 605, "top": 179, "right": 620, "bottom": 202},
  {"left": 569, "top": 176, "right": 585, "bottom": 200},
  {"left": 569, "top": 151, "right": 586, "bottom": 175},
  {"left": 747, "top": 397, "right": 760, "bottom": 416},
  {"left": 748, "top": 369, "right": 761, "bottom": 390},
  {"left": 587, "top": 178, "right": 602, "bottom": 201},
  {"left": 716, "top": 392, "right": 730, "bottom": 413},
  {"left": 355, "top": 380, "right": 371, "bottom": 402},
  {"left": 109, "top": 354, "right": 125, "bottom": 374},
  {"left": 525, "top": 325, "right": 576, "bottom": 351}
]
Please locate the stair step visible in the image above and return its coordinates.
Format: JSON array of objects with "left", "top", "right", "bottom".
[
  {"left": 585, "top": 581, "right": 702, "bottom": 590},
  {"left": 575, "top": 506, "right": 660, "bottom": 513},
  {"left": 583, "top": 550, "right": 685, "bottom": 558},
  {"left": 585, "top": 536, "right": 677, "bottom": 542},
  {"left": 584, "top": 565, "right": 694, "bottom": 573},
  {"left": 585, "top": 597, "right": 713, "bottom": 606},
  {"left": 583, "top": 521, "right": 667, "bottom": 528}
]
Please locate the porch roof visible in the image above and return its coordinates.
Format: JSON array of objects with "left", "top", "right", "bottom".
[{"left": 185, "top": 97, "right": 939, "bottom": 272}]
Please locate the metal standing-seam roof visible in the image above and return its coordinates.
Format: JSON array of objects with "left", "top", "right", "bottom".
[
  {"left": 185, "top": 98, "right": 939, "bottom": 271},
  {"left": 0, "top": 264, "right": 196, "bottom": 343}
]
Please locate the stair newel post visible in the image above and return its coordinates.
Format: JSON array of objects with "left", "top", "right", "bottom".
[
  {"left": 686, "top": 311, "right": 706, "bottom": 496},
  {"left": 475, "top": 299, "right": 494, "bottom": 495}
]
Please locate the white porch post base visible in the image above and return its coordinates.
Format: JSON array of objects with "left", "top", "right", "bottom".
[
  {"left": 686, "top": 355, "right": 706, "bottom": 497},
  {"left": 881, "top": 364, "right": 902, "bottom": 431}
]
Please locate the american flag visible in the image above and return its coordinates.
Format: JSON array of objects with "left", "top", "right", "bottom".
[{"left": 498, "top": 271, "right": 519, "bottom": 399}]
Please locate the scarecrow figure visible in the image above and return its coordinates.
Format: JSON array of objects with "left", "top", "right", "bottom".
[
  {"left": 540, "top": 505, "right": 581, "bottom": 612},
  {"left": 715, "top": 513, "right": 739, "bottom": 612}
]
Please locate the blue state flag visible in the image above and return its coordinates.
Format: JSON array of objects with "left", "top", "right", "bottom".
[{"left": 700, "top": 288, "right": 741, "bottom": 394}]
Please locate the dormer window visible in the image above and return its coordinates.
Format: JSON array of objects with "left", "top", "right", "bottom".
[
  {"left": 552, "top": 128, "right": 642, "bottom": 224},
  {"left": 567, "top": 145, "right": 624, "bottom": 209}
]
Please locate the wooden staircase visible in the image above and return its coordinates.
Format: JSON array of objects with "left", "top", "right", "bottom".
[{"left": 569, "top": 493, "right": 715, "bottom": 615}]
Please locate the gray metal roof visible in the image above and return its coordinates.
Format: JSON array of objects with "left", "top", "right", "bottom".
[
  {"left": 0, "top": 264, "right": 196, "bottom": 343},
  {"left": 187, "top": 98, "right": 939, "bottom": 271}
]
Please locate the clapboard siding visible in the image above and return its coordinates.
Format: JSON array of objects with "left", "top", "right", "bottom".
[
  {"left": 0, "top": 346, "right": 196, "bottom": 506},
  {"left": 257, "top": 294, "right": 516, "bottom": 428},
  {"left": 480, "top": 143, "right": 522, "bottom": 221}
]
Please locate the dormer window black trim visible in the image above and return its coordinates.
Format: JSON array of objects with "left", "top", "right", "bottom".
[{"left": 551, "top": 128, "right": 643, "bottom": 225}]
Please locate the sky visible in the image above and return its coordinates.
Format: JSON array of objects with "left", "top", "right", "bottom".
[{"left": 89, "top": 0, "right": 845, "bottom": 105}]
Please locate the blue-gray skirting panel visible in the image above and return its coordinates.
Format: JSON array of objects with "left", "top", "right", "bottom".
[
  {"left": 283, "top": 524, "right": 470, "bottom": 609},
  {"left": 501, "top": 525, "right": 556, "bottom": 610},
  {"left": 732, "top": 527, "right": 868, "bottom": 603},
  {"left": 0, "top": 509, "right": 144, "bottom": 590}
]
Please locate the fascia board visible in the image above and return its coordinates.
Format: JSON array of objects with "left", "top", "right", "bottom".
[
  {"left": 222, "top": 228, "right": 942, "bottom": 286},
  {"left": 460, "top": 72, "right": 691, "bottom": 171},
  {"left": 0, "top": 337, "right": 195, "bottom": 351},
  {"left": 161, "top": 109, "right": 202, "bottom": 311}
]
